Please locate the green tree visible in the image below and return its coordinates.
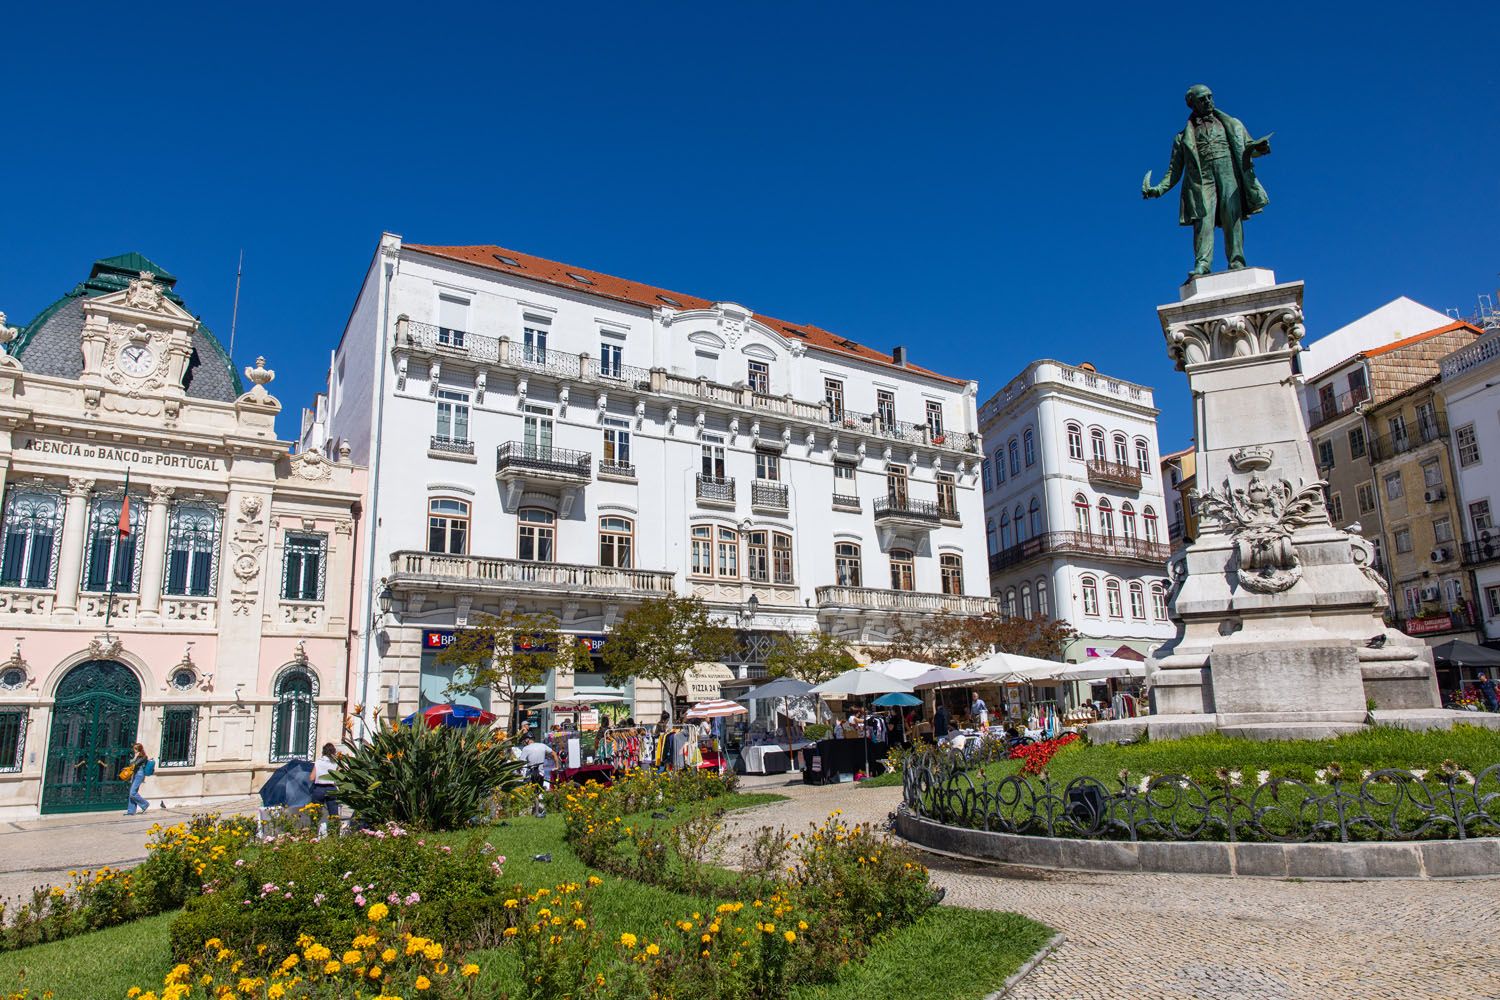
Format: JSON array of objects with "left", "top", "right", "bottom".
[
  {"left": 885, "top": 612, "right": 1080, "bottom": 665},
  {"left": 766, "top": 631, "right": 859, "bottom": 684},
  {"left": 600, "top": 595, "right": 735, "bottom": 717},
  {"left": 436, "top": 609, "right": 590, "bottom": 732}
]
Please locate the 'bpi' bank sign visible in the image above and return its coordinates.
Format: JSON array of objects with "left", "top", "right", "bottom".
[{"left": 422, "top": 630, "right": 605, "bottom": 654}]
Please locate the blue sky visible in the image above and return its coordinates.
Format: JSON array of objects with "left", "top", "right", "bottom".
[{"left": 4, "top": 2, "right": 1496, "bottom": 449}]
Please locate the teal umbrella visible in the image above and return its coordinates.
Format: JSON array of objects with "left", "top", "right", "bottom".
[{"left": 873, "top": 692, "right": 921, "bottom": 707}]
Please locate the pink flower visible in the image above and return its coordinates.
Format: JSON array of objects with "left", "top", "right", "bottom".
[
  {"left": 387, "top": 892, "right": 401, "bottom": 905},
  {"left": 403, "top": 892, "right": 420, "bottom": 905},
  {"left": 312, "top": 893, "right": 326, "bottom": 907},
  {"left": 354, "top": 894, "right": 366, "bottom": 907}
]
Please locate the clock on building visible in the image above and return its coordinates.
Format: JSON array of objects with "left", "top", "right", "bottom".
[{"left": 118, "top": 343, "right": 156, "bottom": 377}]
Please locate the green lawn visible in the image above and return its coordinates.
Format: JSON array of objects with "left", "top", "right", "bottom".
[{"left": 1, "top": 790, "right": 1053, "bottom": 1000}]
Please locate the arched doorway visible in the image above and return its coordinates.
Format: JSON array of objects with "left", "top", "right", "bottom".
[{"left": 42, "top": 660, "right": 141, "bottom": 814}]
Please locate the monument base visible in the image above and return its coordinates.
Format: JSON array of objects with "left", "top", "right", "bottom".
[{"left": 1087, "top": 709, "right": 1499, "bottom": 744}]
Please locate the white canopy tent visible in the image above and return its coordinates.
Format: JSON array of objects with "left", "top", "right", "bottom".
[
  {"left": 863, "top": 658, "right": 938, "bottom": 681},
  {"left": 1052, "top": 659, "right": 1148, "bottom": 682}
]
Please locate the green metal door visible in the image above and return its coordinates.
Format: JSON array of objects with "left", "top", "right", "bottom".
[{"left": 41, "top": 661, "right": 141, "bottom": 814}]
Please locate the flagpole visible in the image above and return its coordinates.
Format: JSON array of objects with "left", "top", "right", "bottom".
[{"left": 105, "top": 468, "right": 130, "bottom": 631}]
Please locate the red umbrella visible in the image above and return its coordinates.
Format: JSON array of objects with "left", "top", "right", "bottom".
[{"left": 403, "top": 704, "right": 497, "bottom": 729}]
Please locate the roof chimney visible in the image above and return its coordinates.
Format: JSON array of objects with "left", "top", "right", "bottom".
[{"left": 892, "top": 345, "right": 907, "bottom": 367}]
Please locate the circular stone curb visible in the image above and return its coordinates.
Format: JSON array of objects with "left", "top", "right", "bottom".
[{"left": 894, "top": 810, "right": 1500, "bottom": 880}]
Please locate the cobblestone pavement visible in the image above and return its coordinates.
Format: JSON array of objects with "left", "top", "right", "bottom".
[
  {"left": 0, "top": 797, "right": 261, "bottom": 905},
  {"left": 722, "top": 777, "right": 1500, "bottom": 1000}
]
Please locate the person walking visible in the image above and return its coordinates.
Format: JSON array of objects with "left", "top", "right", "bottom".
[
  {"left": 312, "top": 742, "right": 341, "bottom": 836},
  {"left": 123, "top": 742, "right": 151, "bottom": 816},
  {"left": 515, "top": 732, "right": 561, "bottom": 788},
  {"left": 971, "top": 692, "right": 989, "bottom": 730},
  {"left": 1479, "top": 673, "right": 1499, "bottom": 712},
  {"left": 933, "top": 702, "right": 951, "bottom": 745}
]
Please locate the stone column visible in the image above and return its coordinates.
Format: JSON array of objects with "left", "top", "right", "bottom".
[
  {"left": 52, "top": 477, "right": 93, "bottom": 617},
  {"left": 136, "top": 485, "right": 174, "bottom": 619}
]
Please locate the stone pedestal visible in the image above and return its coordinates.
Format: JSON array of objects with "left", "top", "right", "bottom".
[{"left": 1090, "top": 269, "right": 1450, "bottom": 743}]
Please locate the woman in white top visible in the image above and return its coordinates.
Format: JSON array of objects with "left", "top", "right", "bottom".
[{"left": 312, "top": 742, "right": 340, "bottom": 834}]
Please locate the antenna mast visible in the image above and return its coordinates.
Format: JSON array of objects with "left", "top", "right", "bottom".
[{"left": 228, "top": 250, "right": 244, "bottom": 362}]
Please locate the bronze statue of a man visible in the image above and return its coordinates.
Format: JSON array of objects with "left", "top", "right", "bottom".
[{"left": 1143, "top": 85, "right": 1272, "bottom": 277}]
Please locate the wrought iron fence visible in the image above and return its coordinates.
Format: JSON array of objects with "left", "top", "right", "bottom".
[{"left": 900, "top": 750, "right": 1500, "bottom": 844}]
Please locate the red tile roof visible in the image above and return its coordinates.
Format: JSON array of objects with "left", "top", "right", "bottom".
[
  {"left": 1358, "top": 320, "right": 1478, "bottom": 358},
  {"left": 405, "top": 243, "right": 967, "bottom": 385}
]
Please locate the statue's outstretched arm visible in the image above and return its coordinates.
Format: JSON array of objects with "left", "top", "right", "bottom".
[{"left": 1142, "top": 137, "right": 1183, "bottom": 199}]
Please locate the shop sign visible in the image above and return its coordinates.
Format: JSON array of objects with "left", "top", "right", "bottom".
[
  {"left": 17, "top": 435, "right": 224, "bottom": 472},
  {"left": 1406, "top": 616, "right": 1453, "bottom": 636},
  {"left": 423, "top": 630, "right": 456, "bottom": 649},
  {"left": 513, "top": 633, "right": 607, "bottom": 654}
]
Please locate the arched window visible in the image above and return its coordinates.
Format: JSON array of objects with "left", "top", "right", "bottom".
[
  {"left": 270, "top": 668, "right": 316, "bottom": 762},
  {"left": 1023, "top": 429, "right": 1036, "bottom": 467},
  {"left": 999, "top": 510, "right": 1011, "bottom": 548},
  {"left": 1020, "top": 582, "right": 1033, "bottom": 618},
  {"left": 890, "top": 549, "right": 915, "bottom": 591},
  {"left": 1036, "top": 579, "right": 1049, "bottom": 618},
  {"left": 1143, "top": 506, "right": 1159, "bottom": 544},
  {"left": 1120, "top": 501, "right": 1137, "bottom": 541},
  {"left": 982, "top": 459, "right": 992, "bottom": 491},
  {"left": 1080, "top": 575, "right": 1099, "bottom": 616},
  {"left": 1008, "top": 438, "right": 1021, "bottom": 476},
  {"left": 1113, "top": 433, "right": 1129, "bottom": 466},
  {"left": 1106, "top": 579, "right": 1124, "bottom": 618},
  {"left": 1074, "top": 493, "right": 1091, "bottom": 534},
  {"left": 1151, "top": 582, "right": 1168, "bottom": 620},
  {"left": 940, "top": 554, "right": 963, "bottom": 595},
  {"left": 994, "top": 449, "right": 1006, "bottom": 484},
  {"left": 83, "top": 491, "right": 145, "bottom": 593},
  {"left": 428, "top": 498, "right": 470, "bottom": 555},
  {"left": 1066, "top": 423, "right": 1084, "bottom": 461},
  {"left": 1090, "top": 428, "right": 1107, "bottom": 462},
  {"left": 517, "top": 508, "right": 555, "bottom": 562},
  {"left": 1135, "top": 438, "right": 1151, "bottom": 473},
  {"left": 1128, "top": 581, "right": 1146, "bottom": 619},
  {"left": 0, "top": 488, "right": 62, "bottom": 589},
  {"left": 1005, "top": 587, "right": 1018, "bottom": 617},
  {"left": 1029, "top": 497, "right": 1042, "bottom": 536},
  {"left": 599, "top": 516, "right": 633, "bottom": 568},
  {"left": 1097, "top": 498, "right": 1115, "bottom": 537},
  {"left": 1013, "top": 505, "right": 1026, "bottom": 542},
  {"left": 835, "top": 542, "right": 862, "bottom": 587},
  {"left": 986, "top": 519, "right": 998, "bottom": 554}
]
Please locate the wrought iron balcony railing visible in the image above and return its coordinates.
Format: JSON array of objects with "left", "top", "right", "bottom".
[
  {"left": 1086, "top": 459, "right": 1143, "bottom": 489},
  {"left": 404, "top": 320, "right": 502, "bottom": 363},
  {"left": 988, "top": 531, "right": 1172, "bottom": 573},
  {"left": 598, "top": 459, "right": 636, "bottom": 478},
  {"left": 1307, "top": 385, "right": 1370, "bottom": 428},
  {"left": 873, "top": 495, "right": 944, "bottom": 523},
  {"left": 1462, "top": 538, "right": 1500, "bottom": 567},
  {"left": 751, "top": 480, "right": 789, "bottom": 511},
  {"left": 494, "top": 441, "right": 592, "bottom": 479},
  {"left": 696, "top": 474, "right": 735, "bottom": 504},
  {"left": 1369, "top": 415, "right": 1448, "bottom": 462},
  {"left": 429, "top": 435, "right": 475, "bottom": 456},
  {"left": 831, "top": 494, "right": 861, "bottom": 511}
]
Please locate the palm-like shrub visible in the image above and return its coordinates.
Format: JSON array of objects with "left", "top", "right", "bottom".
[{"left": 335, "top": 723, "right": 523, "bottom": 830}]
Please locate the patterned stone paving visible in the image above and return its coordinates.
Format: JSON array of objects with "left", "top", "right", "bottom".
[{"left": 722, "top": 777, "right": 1500, "bottom": 1000}]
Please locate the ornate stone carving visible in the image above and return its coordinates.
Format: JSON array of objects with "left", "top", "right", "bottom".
[
  {"left": 124, "top": 271, "right": 165, "bottom": 312},
  {"left": 229, "top": 495, "right": 268, "bottom": 616},
  {"left": 67, "top": 477, "right": 96, "bottom": 499},
  {"left": 1193, "top": 473, "right": 1329, "bottom": 593},
  {"left": 149, "top": 484, "right": 176, "bottom": 503},
  {"left": 89, "top": 632, "right": 125, "bottom": 659},
  {"left": 475, "top": 371, "right": 487, "bottom": 405},
  {"left": 242, "top": 357, "right": 276, "bottom": 401},
  {"left": 1227, "top": 446, "right": 1274, "bottom": 472},
  {"left": 103, "top": 321, "right": 173, "bottom": 396},
  {"left": 1347, "top": 529, "right": 1391, "bottom": 607},
  {"left": 1164, "top": 304, "right": 1304, "bottom": 370},
  {"left": 288, "top": 448, "right": 333, "bottom": 482},
  {"left": 395, "top": 356, "right": 408, "bottom": 392},
  {"left": 282, "top": 603, "right": 322, "bottom": 626}
]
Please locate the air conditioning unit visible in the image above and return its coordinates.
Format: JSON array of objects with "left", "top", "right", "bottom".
[
  {"left": 1420, "top": 585, "right": 1441, "bottom": 601},
  {"left": 1424, "top": 487, "right": 1446, "bottom": 503},
  {"left": 1431, "top": 547, "right": 1452, "bottom": 563}
]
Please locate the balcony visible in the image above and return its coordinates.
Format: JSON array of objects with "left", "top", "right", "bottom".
[
  {"left": 989, "top": 531, "right": 1173, "bottom": 573},
  {"left": 1369, "top": 415, "right": 1449, "bottom": 462},
  {"left": 696, "top": 474, "right": 736, "bottom": 508},
  {"left": 494, "top": 442, "right": 592, "bottom": 486},
  {"left": 1395, "top": 603, "right": 1475, "bottom": 638},
  {"left": 598, "top": 459, "right": 636, "bottom": 480},
  {"left": 1462, "top": 538, "right": 1500, "bottom": 567},
  {"left": 389, "top": 551, "right": 675, "bottom": 600},
  {"left": 832, "top": 494, "right": 861, "bottom": 512},
  {"left": 873, "top": 495, "right": 944, "bottom": 526},
  {"left": 429, "top": 435, "right": 476, "bottom": 460},
  {"left": 750, "top": 480, "right": 789, "bottom": 513},
  {"left": 1086, "top": 459, "right": 1143, "bottom": 490},
  {"left": 1307, "top": 385, "right": 1370, "bottom": 428},
  {"left": 826, "top": 407, "right": 980, "bottom": 452},
  {"left": 403, "top": 320, "right": 502, "bottom": 363},
  {"left": 815, "top": 585, "right": 998, "bottom": 617}
]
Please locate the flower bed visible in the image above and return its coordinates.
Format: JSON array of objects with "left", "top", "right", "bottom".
[{"left": 1009, "top": 733, "right": 1079, "bottom": 775}]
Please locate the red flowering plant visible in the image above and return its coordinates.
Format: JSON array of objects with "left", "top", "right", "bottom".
[{"left": 1009, "top": 732, "right": 1079, "bottom": 775}]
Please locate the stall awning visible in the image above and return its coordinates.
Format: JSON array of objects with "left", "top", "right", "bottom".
[
  {"left": 1052, "top": 660, "right": 1148, "bottom": 682},
  {"left": 686, "top": 662, "right": 735, "bottom": 701},
  {"left": 911, "top": 666, "right": 983, "bottom": 689}
]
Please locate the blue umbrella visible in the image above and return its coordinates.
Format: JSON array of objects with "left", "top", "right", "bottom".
[
  {"left": 873, "top": 692, "right": 921, "bottom": 707},
  {"left": 259, "top": 759, "right": 315, "bottom": 809}
]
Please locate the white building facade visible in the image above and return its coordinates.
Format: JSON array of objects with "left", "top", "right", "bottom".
[
  {"left": 1438, "top": 328, "right": 1500, "bottom": 644},
  {"left": 324, "top": 234, "right": 993, "bottom": 726},
  {"left": 979, "top": 361, "right": 1174, "bottom": 660}
]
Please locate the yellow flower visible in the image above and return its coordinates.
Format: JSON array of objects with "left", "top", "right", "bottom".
[
  {"left": 783, "top": 930, "right": 797, "bottom": 943},
  {"left": 423, "top": 942, "right": 443, "bottom": 961},
  {"left": 502, "top": 927, "right": 518, "bottom": 938},
  {"left": 267, "top": 986, "right": 286, "bottom": 1000},
  {"left": 503, "top": 898, "right": 519, "bottom": 909},
  {"left": 367, "top": 902, "right": 389, "bottom": 922},
  {"left": 798, "top": 920, "right": 808, "bottom": 930},
  {"left": 573, "top": 918, "right": 587, "bottom": 930},
  {"left": 323, "top": 960, "right": 342, "bottom": 974},
  {"left": 415, "top": 975, "right": 432, "bottom": 990},
  {"left": 368, "top": 966, "right": 383, "bottom": 979},
  {"left": 343, "top": 950, "right": 362, "bottom": 965},
  {"left": 646, "top": 943, "right": 660, "bottom": 956},
  {"left": 435, "top": 961, "right": 449, "bottom": 975},
  {"left": 461, "top": 964, "right": 480, "bottom": 978},
  {"left": 381, "top": 948, "right": 397, "bottom": 963},
  {"left": 619, "top": 932, "right": 638, "bottom": 948}
]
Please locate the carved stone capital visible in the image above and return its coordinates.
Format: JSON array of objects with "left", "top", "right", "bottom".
[{"left": 66, "top": 477, "right": 96, "bottom": 499}]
